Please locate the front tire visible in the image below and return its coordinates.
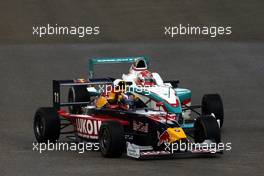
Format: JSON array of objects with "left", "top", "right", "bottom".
[
  {"left": 98, "top": 121, "right": 125, "bottom": 158},
  {"left": 194, "top": 115, "right": 221, "bottom": 144},
  {"left": 33, "top": 107, "right": 61, "bottom": 143},
  {"left": 202, "top": 94, "right": 224, "bottom": 127}
]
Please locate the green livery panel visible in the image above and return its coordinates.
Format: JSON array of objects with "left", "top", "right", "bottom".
[{"left": 175, "top": 88, "right": 192, "bottom": 104}]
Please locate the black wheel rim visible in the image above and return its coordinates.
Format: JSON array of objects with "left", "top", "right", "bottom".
[
  {"left": 100, "top": 128, "right": 110, "bottom": 153},
  {"left": 35, "top": 115, "right": 45, "bottom": 137}
]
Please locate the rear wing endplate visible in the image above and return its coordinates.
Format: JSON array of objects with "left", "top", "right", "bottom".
[{"left": 53, "top": 79, "right": 112, "bottom": 111}]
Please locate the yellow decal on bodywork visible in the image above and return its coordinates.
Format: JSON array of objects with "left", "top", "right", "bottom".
[
  {"left": 96, "top": 96, "right": 108, "bottom": 108},
  {"left": 167, "top": 127, "right": 187, "bottom": 143}
]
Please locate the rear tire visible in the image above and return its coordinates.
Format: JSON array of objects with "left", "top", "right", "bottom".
[
  {"left": 33, "top": 107, "right": 61, "bottom": 143},
  {"left": 68, "top": 85, "right": 90, "bottom": 114},
  {"left": 194, "top": 115, "right": 221, "bottom": 144},
  {"left": 202, "top": 94, "right": 224, "bottom": 127},
  {"left": 98, "top": 121, "right": 125, "bottom": 158}
]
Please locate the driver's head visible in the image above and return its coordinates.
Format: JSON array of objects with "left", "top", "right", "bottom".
[
  {"left": 136, "top": 70, "right": 156, "bottom": 86},
  {"left": 119, "top": 92, "right": 137, "bottom": 110}
]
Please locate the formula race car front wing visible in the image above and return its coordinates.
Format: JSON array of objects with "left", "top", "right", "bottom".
[{"left": 126, "top": 142, "right": 223, "bottom": 160}]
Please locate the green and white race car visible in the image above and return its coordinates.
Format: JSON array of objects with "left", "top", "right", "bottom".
[{"left": 70, "top": 57, "right": 224, "bottom": 130}]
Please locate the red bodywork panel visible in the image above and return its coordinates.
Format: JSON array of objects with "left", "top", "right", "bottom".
[{"left": 58, "top": 110, "right": 129, "bottom": 139}]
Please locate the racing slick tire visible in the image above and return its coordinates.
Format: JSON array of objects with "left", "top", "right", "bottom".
[
  {"left": 33, "top": 107, "right": 61, "bottom": 143},
  {"left": 194, "top": 115, "right": 221, "bottom": 144},
  {"left": 202, "top": 94, "right": 224, "bottom": 127},
  {"left": 98, "top": 121, "right": 125, "bottom": 158},
  {"left": 68, "top": 85, "right": 90, "bottom": 114}
]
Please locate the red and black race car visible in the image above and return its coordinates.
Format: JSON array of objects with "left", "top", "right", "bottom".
[{"left": 33, "top": 79, "right": 223, "bottom": 159}]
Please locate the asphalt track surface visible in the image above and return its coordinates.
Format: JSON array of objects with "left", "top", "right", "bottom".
[
  {"left": 0, "top": 42, "right": 264, "bottom": 176},
  {"left": 1, "top": 0, "right": 264, "bottom": 43}
]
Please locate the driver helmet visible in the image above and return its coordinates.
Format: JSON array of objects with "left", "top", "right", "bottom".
[
  {"left": 119, "top": 92, "right": 137, "bottom": 110},
  {"left": 136, "top": 70, "right": 156, "bottom": 86}
]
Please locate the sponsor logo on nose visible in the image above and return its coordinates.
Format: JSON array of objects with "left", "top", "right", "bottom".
[{"left": 157, "top": 130, "right": 170, "bottom": 146}]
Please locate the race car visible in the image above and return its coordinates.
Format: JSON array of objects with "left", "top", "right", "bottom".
[
  {"left": 33, "top": 79, "right": 223, "bottom": 159},
  {"left": 76, "top": 57, "right": 224, "bottom": 129}
]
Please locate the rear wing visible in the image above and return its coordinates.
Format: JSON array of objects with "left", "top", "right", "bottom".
[
  {"left": 88, "top": 56, "right": 149, "bottom": 79},
  {"left": 53, "top": 78, "right": 112, "bottom": 110}
]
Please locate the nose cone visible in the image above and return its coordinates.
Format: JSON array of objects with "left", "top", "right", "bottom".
[{"left": 167, "top": 127, "right": 187, "bottom": 143}]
